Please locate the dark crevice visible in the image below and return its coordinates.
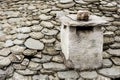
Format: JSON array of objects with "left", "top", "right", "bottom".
[{"left": 112, "top": 78, "right": 120, "bottom": 80}]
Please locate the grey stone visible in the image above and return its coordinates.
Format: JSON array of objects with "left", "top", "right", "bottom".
[
  {"left": 32, "top": 74, "right": 49, "bottom": 80},
  {"left": 31, "top": 55, "right": 52, "bottom": 63},
  {"left": 16, "top": 69, "right": 37, "bottom": 76},
  {"left": 31, "top": 25, "right": 43, "bottom": 32},
  {"left": 43, "top": 62, "right": 66, "bottom": 71},
  {"left": 80, "top": 71, "right": 98, "bottom": 79},
  {"left": 52, "top": 55, "right": 64, "bottom": 63},
  {"left": 23, "top": 49, "right": 37, "bottom": 56},
  {"left": 99, "top": 5, "right": 117, "bottom": 12},
  {"left": 115, "top": 30, "right": 120, "bottom": 36},
  {"left": 0, "top": 69, "right": 6, "bottom": 80},
  {"left": 111, "top": 57, "right": 120, "bottom": 66},
  {"left": 10, "top": 45, "right": 25, "bottom": 54},
  {"left": 0, "top": 56, "right": 11, "bottom": 68},
  {"left": 0, "top": 42, "right": 4, "bottom": 49},
  {"left": 110, "top": 43, "right": 120, "bottom": 49},
  {"left": 12, "top": 72, "right": 32, "bottom": 80},
  {"left": 41, "top": 28, "right": 58, "bottom": 36},
  {"left": 42, "top": 46, "right": 59, "bottom": 55},
  {"left": 16, "top": 27, "right": 31, "bottom": 33},
  {"left": 106, "top": 26, "right": 118, "bottom": 32},
  {"left": 115, "top": 36, "right": 120, "bottom": 42},
  {"left": 57, "top": 71, "right": 79, "bottom": 79},
  {"left": 13, "top": 64, "right": 26, "bottom": 70},
  {"left": 41, "top": 9, "right": 51, "bottom": 14},
  {"left": 57, "top": 2, "right": 75, "bottom": 9},
  {"left": 5, "top": 66, "right": 14, "bottom": 78},
  {"left": 28, "top": 61, "right": 42, "bottom": 70},
  {"left": 17, "top": 33, "right": 29, "bottom": 40},
  {"left": 96, "top": 75, "right": 111, "bottom": 80},
  {"left": 59, "top": 0, "right": 73, "bottom": 4},
  {"left": 3, "top": 11, "right": 20, "bottom": 18},
  {"left": 24, "top": 38, "right": 44, "bottom": 50},
  {"left": 34, "top": 52, "right": 42, "bottom": 59},
  {"left": 13, "top": 39, "right": 24, "bottom": 45},
  {"left": 4, "top": 40, "right": 14, "bottom": 47},
  {"left": 98, "top": 66, "right": 120, "bottom": 78},
  {"left": 31, "top": 20, "right": 39, "bottom": 25},
  {"left": 102, "top": 52, "right": 112, "bottom": 59},
  {"left": 39, "top": 14, "right": 52, "bottom": 21},
  {"left": 28, "top": 5, "right": 36, "bottom": 10},
  {"left": 0, "top": 48, "right": 11, "bottom": 57},
  {"left": 30, "top": 32, "right": 44, "bottom": 39},
  {"left": 9, "top": 54, "right": 24, "bottom": 63},
  {"left": 102, "top": 59, "right": 112, "bottom": 68},
  {"left": 107, "top": 49, "right": 120, "bottom": 56},
  {"left": 41, "top": 21, "right": 54, "bottom": 28},
  {"left": 21, "top": 58, "right": 29, "bottom": 66},
  {"left": 41, "top": 38, "right": 56, "bottom": 43},
  {"left": 112, "top": 21, "right": 120, "bottom": 26}
]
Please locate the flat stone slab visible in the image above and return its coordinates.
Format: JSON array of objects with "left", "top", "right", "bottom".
[
  {"left": 24, "top": 38, "right": 44, "bottom": 50},
  {"left": 98, "top": 66, "right": 120, "bottom": 78}
]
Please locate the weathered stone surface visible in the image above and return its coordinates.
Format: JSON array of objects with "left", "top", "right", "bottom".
[
  {"left": 0, "top": 56, "right": 11, "bottom": 68},
  {"left": 112, "top": 21, "right": 120, "bottom": 26},
  {"left": 16, "top": 27, "right": 31, "bottom": 33},
  {"left": 23, "top": 49, "right": 37, "bottom": 56},
  {"left": 13, "top": 64, "right": 26, "bottom": 70},
  {"left": 24, "top": 38, "right": 44, "bottom": 50},
  {"left": 107, "top": 49, "right": 120, "bottom": 56},
  {"left": 110, "top": 43, "right": 120, "bottom": 49},
  {"left": 16, "top": 69, "right": 37, "bottom": 76},
  {"left": 102, "top": 52, "right": 112, "bottom": 59},
  {"left": 41, "top": 38, "right": 56, "bottom": 43},
  {"left": 28, "top": 61, "right": 42, "bottom": 70},
  {"left": 31, "top": 25, "right": 43, "bottom": 32},
  {"left": 30, "top": 32, "right": 44, "bottom": 39},
  {"left": 31, "top": 55, "right": 52, "bottom": 63},
  {"left": 17, "top": 34, "right": 29, "bottom": 40},
  {"left": 98, "top": 66, "right": 120, "bottom": 78},
  {"left": 80, "top": 71, "right": 98, "bottom": 79},
  {"left": 28, "top": 5, "right": 36, "bottom": 10},
  {"left": 10, "top": 45, "right": 25, "bottom": 54},
  {"left": 96, "top": 75, "right": 111, "bottom": 80},
  {"left": 57, "top": 2, "right": 75, "bottom": 9},
  {"left": 4, "top": 40, "right": 14, "bottom": 47},
  {"left": 9, "top": 54, "right": 24, "bottom": 63},
  {"left": 39, "top": 14, "right": 52, "bottom": 21},
  {"left": 12, "top": 72, "right": 32, "bottom": 80},
  {"left": 5, "top": 66, "right": 14, "bottom": 78},
  {"left": 59, "top": 0, "right": 73, "bottom": 4},
  {"left": 57, "top": 71, "right": 79, "bottom": 79},
  {"left": 111, "top": 57, "right": 120, "bottom": 66},
  {"left": 102, "top": 59, "right": 112, "bottom": 68},
  {"left": 41, "top": 21, "right": 54, "bottom": 28},
  {"left": 52, "top": 55, "right": 64, "bottom": 63},
  {"left": 32, "top": 74, "right": 49, "bottom": 80},
  {"left": 43, "top": 62, "right": 66, "bottom": 71},
  {"left": 21, "top": 58, "right": 29, "bottom": 66},
  {"left": 0, "top": 69, "right": 6, "bottom": 80},
  {"left": 41, "top": 28, "right": 58, "bottom": 36},
  {"left": 0, "top": 48, "right": 10, "bottom": 57},
  {"left": 13, "top": 39, "right": 24, "bottom": 45}
]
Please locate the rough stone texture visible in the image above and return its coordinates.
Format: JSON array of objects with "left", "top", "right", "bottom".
[
  {"left": 57, "top": 71, "right": 79, "bottom": 79},
  {"left": 98, "top": 66, "right": 120, "bottom": 78},
  {"left": 43, "top": 62, "right": 66, "bottom": 71},
  {"left": 0, "top": 0, "right": 120, "bottom": 79},
  {"left": 24, "top": 38, "right": 44, "bottom": 50}
]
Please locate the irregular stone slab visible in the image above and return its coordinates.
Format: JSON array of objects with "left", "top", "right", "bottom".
[
  {"left": 43, "top": 62, "right": 66, "bottom": 71},
  {"left": 32, "top": 74, "right": 49, "bottom": 80},
  {"left": 17, "top": 33, "right": 29, "bottom": 40},
  {"left": 111, "top": 57, "right": 120, "bottom": 65},
  {"left": 98, "top": 66, "right": 120, "bottom": 78},
  {"left": 59, "top": 0, "right": 73, "bottom": 4},
  {"left": 102, "top": 59, "right": 112, "bottom": 68},
  {"left": 0, "top": 48, "right": 10, "bottom": 57},
  {"left": 31, "top": 25, "right": 43, "bottom": 32},
  {"left": 57, "top": 2, "right": 75, "bottom": 9},
  {"left": 12, "top": 72, "right": 32, "bottom": 80},
  {"left": 30, "top": 32, "right": 44, "bottom": 39},
  {"left": 96, "top": 75, "right": 111, "bottom": 80},
  {"left": 107, "top": 49, "right": 120, "bottom": 56},
  {"left": 17, "top": 27, "right": 31, "bottom": 33},
  {"left": 110, "top": 43, "right": 120, "bottom": 49},
  {"left": 0, "top": 57, "right": 11, "bottom": 68},
  {"left": 23, "top": 49, "right": 37, "bottom": 56},
  {"left": 41, "top": 28, "right": 58, "bottom": 36},
  {"left": 24, "top": 38, "right": 44, "bottom": 50},
  {"left": 16, "top": 69, "right": 37, "bottom": 76},
  {"left": 57, "top": 71, "right": 79, "bottom": 79},
  {"left": 40, "top": 21, "right": 54, "bottom": 28},
  {"left": 80, "top": 71, "right": 98, "bottom": 79},
  {"left": 10, "top": 45, "right": 25, "bottom": 54},
  {"left": 39, "top": 14, "right": 52, "bottom": 21},
  {"left": 28, "top": 61, "right": 42, "bottom": 70},
  {"left": 4, "top": 40, "right": 14, "bottom": 47},
  {"left": 0, "top": 69, "right": 6, "bottom": 80}
]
